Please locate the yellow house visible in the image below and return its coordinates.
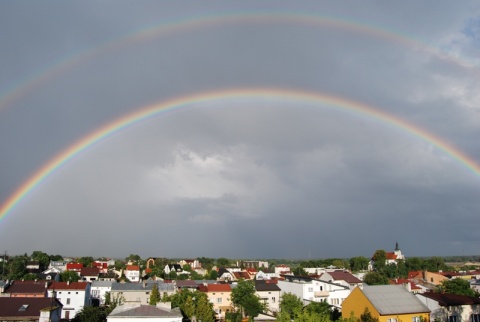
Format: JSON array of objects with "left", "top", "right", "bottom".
[{"left": 342, "top": 285, "right": 430, "bottom": 322}]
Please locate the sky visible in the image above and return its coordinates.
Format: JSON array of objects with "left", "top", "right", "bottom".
[{"left": 0, "top": 1, "right": 480, "bottom": 260}]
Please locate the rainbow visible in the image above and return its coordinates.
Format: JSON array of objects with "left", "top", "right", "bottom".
[
  {"left": 1, "top": 88, "right": 479, "bottom": 221},
  {"left": 0, "top": 12, "right": 474, "bottom": 112}
]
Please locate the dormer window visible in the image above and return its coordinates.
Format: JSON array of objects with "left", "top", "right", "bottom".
[{"left": 19, "top": 304, "right": 29, "bottom": 311}]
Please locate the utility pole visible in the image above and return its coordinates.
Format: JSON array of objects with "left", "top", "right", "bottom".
[{"left": 2, "top": 251, "right": 6, "bottom": 279}]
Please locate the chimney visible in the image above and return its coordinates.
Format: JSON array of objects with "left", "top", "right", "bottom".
[{"left": 67, "top": 280, "right": 70, "bottom": 285}]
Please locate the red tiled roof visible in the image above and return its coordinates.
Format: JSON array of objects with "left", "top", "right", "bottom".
[
  {"left": 233, "top": 272, "right": 251, "bottom": 280},
  {"left": 386, "top": 252, "right": 397, "bottom": 260},
  {"left": 80, "top": 267, "right": 100, "bottom": 276},
  {"left": 389, "top": 279, "right": 421, "bottom": 290},
  {"left": 4, "top": 283, "right": 46, "bottom": 295},
  {"left": 408, "top": 271, "right": 423, "bottom": 279},
  {"left": 66, "top": 263, "right": 83, "bottom": 270},
  {"left": 420, "top": 292, "right": 480, "bottom": 306},
  {"left": 0, "top": 298, "right": 62, "bottom": 317},
  {"left": 328, "top": 271, "right": 362, "bottom": 284},
  {"left": 47, "top": 282, "right": 88, "bottom": 290},
  {"left": 200, "top": 284, "right": 231, "bottom": 292},
  {"left": 126, "top": 265, "right": 140, "bottom": 271}
]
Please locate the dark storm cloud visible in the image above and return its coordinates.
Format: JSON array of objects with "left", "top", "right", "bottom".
[{"left": 1, "top": 1, "right": 479, "bottom": 259}]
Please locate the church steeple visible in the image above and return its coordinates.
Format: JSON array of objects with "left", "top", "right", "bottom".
[{"left": 395, "top": 241, "right": 399, "bottom": 251}]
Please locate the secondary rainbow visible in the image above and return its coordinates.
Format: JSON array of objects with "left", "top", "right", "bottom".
[
  {"left": 1, "top": 11, "right": 474, "bottom": 112},
  {"left": 1, "top": 88, "right": 479, "bottom": 221}
]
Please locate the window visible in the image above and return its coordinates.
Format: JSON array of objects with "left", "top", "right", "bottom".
[
  {"left": 217, "top": 298, "right": 222, "bottom": 303},
  {"left": 472, "top": 314, "right": 480, "bottom": 322},
  {"left": 412, "top": 317, "right": 421, "bottom": 322},
  {"left": 308, "top": 287, "right": 313, "bottom": 292},
  {"left": 449, "top": 316, "right": 457, "bottom": 322},
  {"left": 272, "top": 297, "right": 276, "bottom": 303},
  {"left": 387, "top": 319, "right": 397, "bottom": 322},
  {"left": 66, "top": 298, "right": 70, "bottom": 305}
]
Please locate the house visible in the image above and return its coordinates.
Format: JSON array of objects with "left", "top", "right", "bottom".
[
  {"left": 237, "top": 261, "right": 269, "bottom": 269},
  {"left": 26, "top": 261, "right": 40, "bottom": 273},
  {"left": 48, "top": 261, "right": 68, "bottom": 272},
  {"left": 99, "top": 271, "right": 118, "bottom": 281},
  {"left": 125, "top": 265, "right": 141, "bottom": 282},
  {"left": 275, "top": 264, "right": 291, "bottom": 276},
  {"left": 81, "top": 267, "right": 100, "bottom": 282},
  {"left": 389, "top": 278, "right": 424, "bottom": 293},
  {"left": 233, "top": 271, "right": 252, "bottom": 281},
  {"left": 47, "top": 281, "right": 91, "bottom": 320},
  {"left": 66, "top": 263, "right": 83, "bottom": 275},
  {"left": 416, "top": 291, "right": 480, "bottom": 322},
  {"left": 342, "top": 285, "right": 430, "bottom": 322},
  {"left": 0, "top": 297, "right": 63, "bottom": 322},
  {"left": 107, "top": 303, "right": 183, "bottom": 322},
  {"left": 255, "top": 280, "right": 281, "bottom": 314},
  {"left": 178, "top": 259, "right": 202, "bottom": 270},
  {"left": 175, "top": 280, "right": 199, "bottom": 291},
  {"left": 368, "top": 243, "right": 405, "bottom": 270},
  {"left": 278, "top": 275, "right": 350, "bottom": 308},
  {"left": 198, "top": 283, "right": 233, "bottom": 320},
  {"left": 424, "top": 271, "right": 450, "bottom": 286},
  {"left": 256, "top": 269, "right": 277, "bottom": 280},
  {"left": 110, "top": 281, "right": 175, "bottom": 305},
  {"left": 1, "top": 280, "right": 47, "bottom": 298},
  {"left": 319, "top": 270, "right": 363, "bottom": 290},
  {"left": 164, "top": 264, "right": 182, "bottom": 275},
  {"left": 92, "top": 261, "right": 109, "bottom": 274},
  {"left": 90, "top": 280, "right": 113, "bottom": 305}
]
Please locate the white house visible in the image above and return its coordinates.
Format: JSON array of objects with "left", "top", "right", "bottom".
[
  {"left": 416, "top": 292, "right": 480, "bottom": 322},
  {"left": 318, "top": 270, "right": 363, "bottom": 290},
  {"left": 47, "top": 281, "right": 90, "bottom": 320},
  {"left": 125, "top": 265, "right": 140, "bottom": 283},
  {"left": 107, "top": 303, "right": 183, "bottom": 322},
  {"left": 278, "top": 275, "right": 351, "bottom": 309},
  {"left": 255, "top": 280, "right": 281, "bottom": 314},
  {"left": 90, "top": 281, "right": 113, "bottom": 305}
]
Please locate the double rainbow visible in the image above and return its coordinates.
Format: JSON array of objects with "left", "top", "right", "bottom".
[{"left": 1, "top": 88, "right": 479, "bottom": 221}]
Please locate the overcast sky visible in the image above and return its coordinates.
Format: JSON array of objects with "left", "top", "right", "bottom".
[{"left": 1, "top": 1, "right": 479, "bottom": 260}]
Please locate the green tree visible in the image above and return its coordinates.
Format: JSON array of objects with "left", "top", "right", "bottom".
[
  {"left": 279, "top": 292, "right": 303, "bottom": 320},
  {"left": 304, "top": 301, "right": 331, "bottom": 317},
  {"left": 22, "top": 273, "right": 38, "bottom": 280},
  {"left": 231, "top": 279, "right": 265, "bottom": 319},
  {"left": 372, "top": 250, "right": 387, "bottom": 273},
  {"left": 363, "top": 271, "right": 389, "bottom": 285},
  {"left": 197, "top": 257, "right": 215, "bottom": 271},
  {"left": 72, "top": 306, "right": 107, "bottom": 322},
  {"left": 60, "top": 270, "right": 80, "bottom": 282},
  {"left": 349, "top": 256, "right": 370, "bottom": 272},
  {"left": 195, "top": 292, "right": 216, "bottom": 322},
  {"left": 49, "top": 254, "right": 64, "bottom": 261},
  {"left": 217, "top": 257, "right": 230, "bottom": 267},
  {"left": 208, "top": 270, "right": 218, "bottom": 280},
  {"left": 149, "top": 284, "right": 161, "bottom": 305},
  {"left": 31, "top": 251, "right": 50, "bottom": 270},
  {"left": 183, "top": 295, "right": 196, "bottom": 319},
  {"left": 359, "top": 307, "right": 379, "bottom": 322},
  {"left": 436, "top": 278, "right": 477, "bottom": 297},
  {"left": 105, "top": 292, "right": 124, "bottom": 314},
  {"left": 77, "top": 257, "right": 94, "bottom": 267},
  {"left": 7, "top": 256, "right": 27, "bottom": 280},
  {"left": 292, "top": 266, "right": 308, "bottom": 276}
]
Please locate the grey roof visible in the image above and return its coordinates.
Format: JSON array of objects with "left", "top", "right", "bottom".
[
  {"left": 111, "top": 282, "right": 174, "bottom": 292},
  {"left": 362, "top": 285, "right": 430, "bottom": 315},
  {"left": 108, "top": 304, "right": 182, "bottom": 318},
  {"left": 91, "top": 281, "right": 114, "bottom": 288}
]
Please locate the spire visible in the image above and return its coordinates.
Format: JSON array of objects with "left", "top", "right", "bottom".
[{"left": 395, "top": 241, "right": 399, "bottom": 251}]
